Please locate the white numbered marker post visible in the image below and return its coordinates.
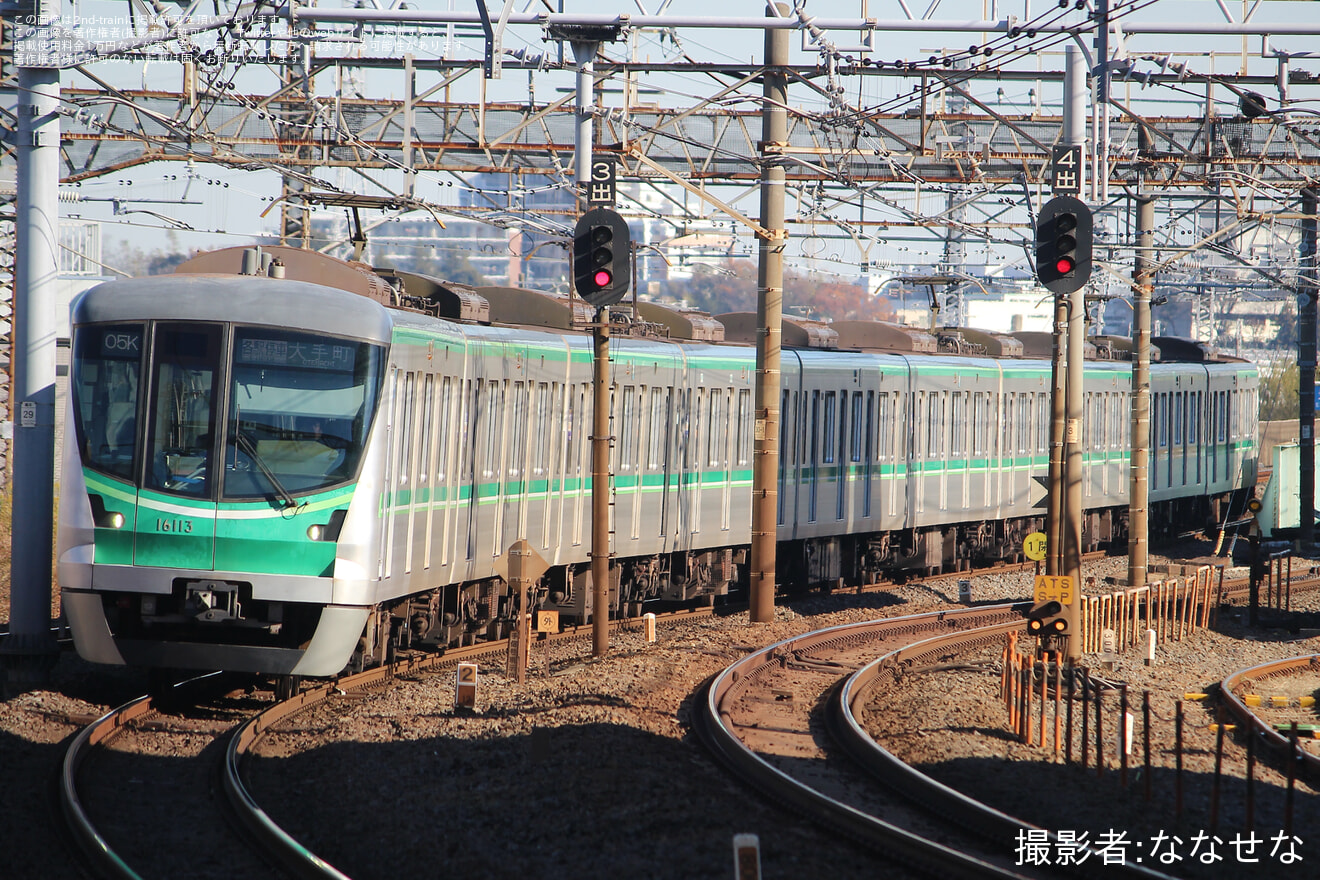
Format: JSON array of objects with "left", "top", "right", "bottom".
[{"left": 455, "top": 662, "right": 479, "bottom": 709}]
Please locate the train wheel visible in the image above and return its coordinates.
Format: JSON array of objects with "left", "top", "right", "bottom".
[
  {"left": 147, "top": 668, "right": 183, "bottom": 706},
  {"left": 275, "top": 675, "right": 302, "bottom": 701}
]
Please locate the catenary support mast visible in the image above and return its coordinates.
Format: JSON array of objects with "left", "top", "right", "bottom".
[{"left": 750, "top": 3, "right": 789, "bottom": 624}]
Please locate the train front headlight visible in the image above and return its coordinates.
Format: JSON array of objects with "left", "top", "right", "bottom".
[{"left": 307, "top": 524, "right": 324, "bottom": 541}]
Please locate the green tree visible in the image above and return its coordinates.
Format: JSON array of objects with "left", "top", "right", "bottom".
[{"left": 1258, "top": 357, "right": 1299, "bottom": 421}]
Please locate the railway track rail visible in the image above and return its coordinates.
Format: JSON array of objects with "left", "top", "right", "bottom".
[
  {"left": 59, "top": 607, "right": 714, "bottom": 879},
  {"left": 696, "top": 605, "right": 1179, "bottom": 880},
  {"left": 1217, "top": 655, "right": 1320, "bottom": 782}
]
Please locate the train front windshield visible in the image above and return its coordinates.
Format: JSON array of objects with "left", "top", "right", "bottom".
[
  {"left": 224, "top": 328, "right": 383, "bottom": 498},
  {"left": 71, "top": 323, "right": 385, "bottom": 500}
]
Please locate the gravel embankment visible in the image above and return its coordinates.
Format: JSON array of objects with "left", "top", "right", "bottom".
[{"left": 3, "top": 550, "right": 1318, "bottom": 880}]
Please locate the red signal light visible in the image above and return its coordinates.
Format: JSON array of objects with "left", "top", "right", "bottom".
[
  {"left": 593, "top": 269, "right": 612, "bottom": 288},
  {"left": 1055, "top": 256, "right": 1075, "bottom": 274}
]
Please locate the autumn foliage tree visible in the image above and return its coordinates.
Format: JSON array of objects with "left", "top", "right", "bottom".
[{"left": 667, "top": 258, "right": 896, "bottom": 322}]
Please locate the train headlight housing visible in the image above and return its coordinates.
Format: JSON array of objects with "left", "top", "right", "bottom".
[
  {"left": 108, "top": 512, "right": 125, "bottom": 529},
  {"left": 307, "top": 524, "right": 324, "bottom": 541}
]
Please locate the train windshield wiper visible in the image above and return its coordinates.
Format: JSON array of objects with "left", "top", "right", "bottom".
[{"left": 233, "top": 432, "right": 299, "bottom": 510}]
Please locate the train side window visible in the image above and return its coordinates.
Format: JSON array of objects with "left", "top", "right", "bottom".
[
  {"left": 779, "top": 389, "right": 792, "bottom": 467},
  {"left": 1155, "top": 393, "right": 1167, "bottom": 448},
  {"left": 822, "top": 391, "right": 836, "bottom": 464},
  {"left": 971, "top": 392, "right": 984, "bottom": 456},
  {"left": 850, "top": 391, "right": 863, "bottom": 462},
  {"left": 737, "top": 388, "right": 752, "bottom": 466},
  {"left": 1003, "top": 394, "right": 1014, "bottom": 458},
  {"left": 531, "top": 383, "right": 549, "bottom": 475},
  {"left": 810, "top": 390, "right": 821, "bottom": 465},
  {"left": 838, "top": 389, "right": 849, "bottom": 466},
  {"left": 714, "top": 390, "right": 729, "bottom": 467},
  {"left": 1017, "top": 394, "right": 1030, "bottom": 454},
  {"left": 927, "top": 392, "right": 941, "bottom": 457},
  {"left": 1036, "top": 394, "right": 1049, "bottom": 452},
  {"left": 796, "top": 391, "right": 806, "bottom": 467},
  {"left": 514, "top": 381, "right": 531, "bottom": 478},
  {"left": 482, "top": 381, "right": 501, "bottom": 478},
  {"left": 399, "top": 372, "right": 415, "bottom": 486},
  {"left": 649, "top": 388, "right": 665, "bottom": 469},
  {"left": 949, "top": 392, "right": 965, "bottom": 456},
  {"left": 876, "top": 392, "right": 891, "bottom": 462},
  {"left": 1173, "top": 391, "right": 1183, "bottom": 446},
  {"left": 419, "top": 374, "right": 435, "bottom": 483},
  {"left": 864, "top": 391, "right": 874, "bottom": 464},
  {"left": 460, "top": 379, "right": 475, "bottom": 484},
  {"left": 1081, "top": 393, "right": 1090, "bottom": 451},
  {"left": 437, "top": 377, "right": 452, "bottom": 482},
  {"left": 71, "top": 322, "right": 144, "bottom": 484},
  {"left": 620, "top": 385, "right": 636, "bottom": 471}
]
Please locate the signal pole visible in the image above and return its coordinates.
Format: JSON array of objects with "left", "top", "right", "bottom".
[
  {"left": 591, "top": 309, "right": 611, "bottom": 657},
  {"left": 749, "top": 3, "right": 788, "bottom": 624},
  {"left": 1300, "top": 189, "right": 1317, "bottom": 548}
]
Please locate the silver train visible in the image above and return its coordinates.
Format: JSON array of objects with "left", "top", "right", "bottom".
[{"left": 57, "top": 247, "right": 1259, "bottom": 680}]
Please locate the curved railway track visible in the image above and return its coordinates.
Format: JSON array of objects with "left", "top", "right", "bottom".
[
  {"left": 1217, "top": 655, "right": 1320, "bottom": 779},
  {"left": 696, "top": 605, "right": 1179, "bottom": 880},
  {"left": 59, "top": 608, "right": 713, "bottom": 879},
  {"left": 55, "top": 552, "right": 1318, "bottom": 879}
]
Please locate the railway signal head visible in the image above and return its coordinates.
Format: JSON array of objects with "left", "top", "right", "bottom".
[
  {"left": 573, "top": 207, "right": 631, "bottom": 308},
  {"left": 1026, "top": 600, "right": 1067, "bottom": 640},
  {"left": 1035, "top": 196, "right": 1093, "bottom": 295}
]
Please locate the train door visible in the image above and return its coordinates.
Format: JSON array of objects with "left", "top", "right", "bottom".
[
  {"left": 464, "top": 379, "right": 495, "bottom": 563},
  {"left": 1223, "top": 391, "right": 1233, "bottom": 483},
  {"left": 911, "top": 389, "right": 925, "bottom": 517},
  {"left": 692, "top": 386, "right": 705, "bottom": 535},
  {"left": 501, "top": 379, "right": 529, "bottom": 554},
  {"left": 570, "top": 382, "right": 588, "bottom": 548},
  {"left": 778, "top": 387, "right": 792, "bottom": 527},
  {"left": 420, "top": 374, "right": 436, "bottom": 572},
  {"left": 437, "top": 376, "right": 456, "bottom": 570},
  {"left": 1001, "top": 392, "right": 1014, "bottom": 509},
  {"left": 826, "top": 389, "right": 841, "bottom": 522},
  {"left": 655, "top": 386, "right": 674, "bottom": 544},
  {"left": 931, "top": 391, "right": 947, "bottom": 513},
  {"left": 863, "top": 390, "right": 874, "bottom": 519},
  {"left": 972, "top": 391, "right": 988, "bottom": 508},
  {"left": 401, "top": 371, "right": 419, "bottom": 575},
  {"left": 844, "top": 390, "right": 860, "bottom": 524},
  {"left": 377, "top": 368, "right": 400, "bottom": 578},
  {"left": 808, "top": 389, "right": 821, "bottom": 523},
  {"left": 622, "top": 384, "right": 642, "bottom": 542},
  {"left": 135, "top": 323, "right": 222, "bottom": 571},
  {"left": 878, "top": 389, "right": 897, "bottom": 522},
  {"left": 779, "top": 351, "right": 804, "bottom": 534},
  {"left": 542, "top": 381, "right": 564, "bottom": 552},
  {"left": 729, "top": 388, "right": 749, "bottom": 531},
  {"left": 673, "top": 386, "right": 692, "bottom": 542},
  {"left": 644, "top": 387, "right": 667, "bottom": 544}
]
